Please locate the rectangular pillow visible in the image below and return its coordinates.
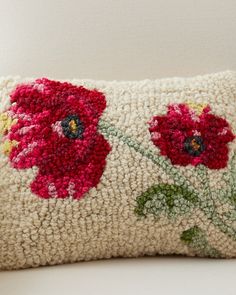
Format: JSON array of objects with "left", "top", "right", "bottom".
[{"left": 0, "top": 71, "right": 236, "bottom": 270}]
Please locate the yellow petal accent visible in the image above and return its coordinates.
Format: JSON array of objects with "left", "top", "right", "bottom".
[
  {"left": 186, "top": 101, "right": 208, "bottom": 116},
  {"left": 0, "top": 140, "right": 18, "bottom": 155},
  {"left": 0, "top": 112, "right": 17, "bottom": 135}
]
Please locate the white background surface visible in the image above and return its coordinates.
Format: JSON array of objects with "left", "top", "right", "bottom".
[
  {"left": 1, "top": 257, "right": 236, "bottom": 295},
  {"left": 0, "top": 1, "right": 236, "bottom": 294},
  {"left": 0, "top": 0, "right": 235, "bottom": 80}
]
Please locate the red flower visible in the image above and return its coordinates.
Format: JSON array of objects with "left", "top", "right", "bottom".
[
  {"left": 5, "top": 78, "right": 111, "bottom": 199},
  {"left": 149, "top": 103, "right": 235, "bottom": 169}
]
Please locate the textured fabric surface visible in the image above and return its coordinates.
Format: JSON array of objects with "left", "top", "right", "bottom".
[{"left": 0, "top": 71, "right": 236, "bottom": 270}]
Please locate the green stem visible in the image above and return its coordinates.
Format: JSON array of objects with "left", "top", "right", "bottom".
[
  {"left": 99, "top": 120, "right": 195, "bottom": 193},
  {"left": 196, "top": 165, "right": 216, "bottom": 215},
  {"left": 229, "top": 153, "right": 236, "bottom": 199}
]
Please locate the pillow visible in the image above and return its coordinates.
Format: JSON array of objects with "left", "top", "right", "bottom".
[{"left": 0, "top": 71, "right": 236, "bottom": 270}]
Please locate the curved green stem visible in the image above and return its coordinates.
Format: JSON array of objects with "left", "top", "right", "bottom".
[{"left": 99, "top": 120, "right": 195, "bottom": 193}]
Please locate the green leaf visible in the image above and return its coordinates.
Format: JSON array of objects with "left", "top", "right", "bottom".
[
  {"left": 181, "top": 226, "right": 221, "bottom": 258},
  {"left": 134, "top": 184, "right": 198, "bottom": 218},
  {"left": 181, "top": 226, "right": 202, "bottom": 243},
  {"left": 229, "top": 194, "right": 236, "bottom": 206}
]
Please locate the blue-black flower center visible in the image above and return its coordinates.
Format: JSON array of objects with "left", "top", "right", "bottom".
[
  {"left": 61, "top": 114, "right": 84, "bottom": 139},
  {"left": 184, "top": 136, "right": 205, "bottom": 157}
]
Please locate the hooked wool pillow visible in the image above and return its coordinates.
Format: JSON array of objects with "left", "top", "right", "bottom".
[{"left": 0, "top": 71, "right": 236, "bottom": 270}]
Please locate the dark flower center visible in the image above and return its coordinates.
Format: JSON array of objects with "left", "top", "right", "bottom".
[
  {"left": 61, "top": 115, "right": 84, "bottom": 139},
  {"left": 184, "top": 136, "right": 205, "bottom": 157}
]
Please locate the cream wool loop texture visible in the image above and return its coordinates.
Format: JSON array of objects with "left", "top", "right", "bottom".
[{"left": 0, "top": 71, "right": 236, "bottom": 270}]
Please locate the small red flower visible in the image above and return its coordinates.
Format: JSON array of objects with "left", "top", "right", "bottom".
[
  {"left": 149, "top": 103, "right": 235, "bottom": 169},
  {"left": 5, "top": 78, "right": 111, "bottom": 199}
]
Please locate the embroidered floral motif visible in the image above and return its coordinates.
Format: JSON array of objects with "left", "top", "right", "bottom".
[
  {"left": 1, "top": 78, "right": 111, "bottom": 199},
  {"left": 149, "top": 103, "right": 235, "bottom": 169},
  {"left": 99, "top": 119, "right": 236, "bottom": 242}
]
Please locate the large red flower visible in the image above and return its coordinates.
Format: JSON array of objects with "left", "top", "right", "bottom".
[
  {"left": 149, "top": 103, "right": 235, "bottom": 169},
  {"left": 4, "top": 78, "right": 111, "bottom": 199}
]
